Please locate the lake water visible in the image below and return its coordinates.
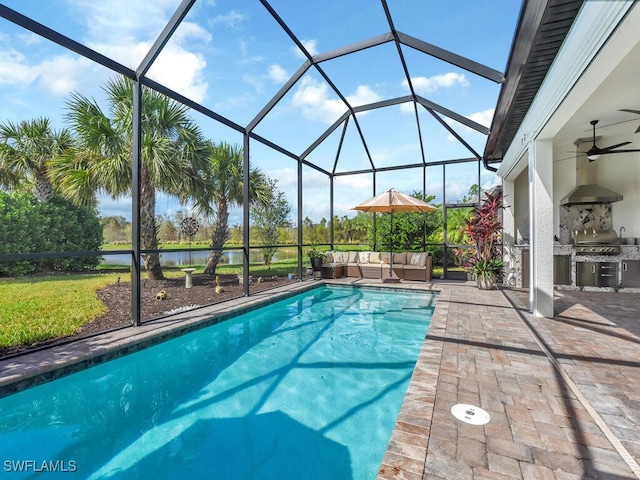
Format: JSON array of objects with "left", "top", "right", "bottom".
[{"left": 102, "top": 249, "right": 297, "bottom": 267}]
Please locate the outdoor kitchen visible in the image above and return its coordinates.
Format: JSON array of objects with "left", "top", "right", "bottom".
[
  {"left": 507, "top": 152, "right": 640, "bottom": 292},
  {"left": 554, "top": 202, "right": 640, "bottom": 290}
]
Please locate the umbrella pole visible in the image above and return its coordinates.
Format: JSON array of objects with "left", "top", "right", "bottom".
[
  {"left": 383, "top": 211, "right": 400, "bottom": 283},
  {"left": 389, "top": 211, "right": 393, "bottom": 277}
]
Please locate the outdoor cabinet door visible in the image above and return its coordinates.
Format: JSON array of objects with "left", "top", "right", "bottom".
[
  {"left": 622, "top": 260, "right": 640, "bottom": 288},
  {"left": 554, "top": 255, "right": 571, "bottom": 285},
  {"left": 576, "top": 262, "right": 596, "bottom": 287}
]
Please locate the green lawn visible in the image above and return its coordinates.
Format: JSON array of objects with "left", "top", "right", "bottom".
[
  {"left": 0, "top": 259, "right": 300, "bottom": 351},
  {"left": 1, "top": 254, "right": 439, "bottom": 352},
  {"left": 0, "top": 273, "right": 120, "bottom": 349}
]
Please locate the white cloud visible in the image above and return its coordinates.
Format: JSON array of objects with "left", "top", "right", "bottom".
[
  {"left": 292, "top": 77, "right": 345, "bottom": 124},
  {"left": 347, "top": 85, "right": 382, "bottom": 108},
  {"left": 213, "top": 94, "right": 254, "bottom": 115},
  {"left": 1, "top": 2, "right": 211, "bottom": 103},
  {"left": 292, "top": 77, "right": 382, "bottom": 124},
  {"left": 369, "top": 141, "right": 422, "bottom": 168},
  {"left": 268, "top": 64, "right": 289, "bottom": 83},
  {"left": 399, "top": 101, "right": 416, "bottom": 114},
  {"left": 335, "top": 174, "right": 371, "bottom": 190},
  {"left": 332, "top": 175, "right": 374, "bottom": 217},
  {"left": 0, "top": 49, "right": 38, "bottom": 86},
  {"left": 66, "top": 0, "right": 180, "bottom": 44},
  {"left": 64, "top": 1, "right": 211, "bottom": 102},
  {"left": 17, "top": 31, "right": 44, "bottom": 47},
  {"left": 443, "top": 108, "right": 494, "bottom": 142},
  {"left": 268, "top": 167, "right": 297, "bottom": 190},
  {"left": 0, "top": 47, "right": 99, "bottom": 98},
  {"left": 403, "top": 72, "right": 469, "bottom": 94},
  {"left": 250, "top": 168, "right": 369, "bottom": 221},
  {"left": 171, "top": 21, "right": 213, "bottom": 44},
  {"left": 146, "top": 44, "right": 209, "bottom": 102},
  {"left": 302, "top": 39, "right": 319, "bottom": 56},
  {"left": 210, "top": 10, "right": 248, "bottom": 28},
  {"left": 240, "top": 55, "right": 266, "bottom": 66},
  {"left": 242, "top": 63, "right": 289, "bottom": 95},
  {"left": 294, "top": 39, "right": 319, "bottom": 59},
  {"left": 468, "top": 108, "right": 494, "bottom": 128},
  {"left": 96, "top": 195, "right": 134, "bottom": 221},
  {"left": 38, "top": 56, "right": 96, "bottom": 96}
]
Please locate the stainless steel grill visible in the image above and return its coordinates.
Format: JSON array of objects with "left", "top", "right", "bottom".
[{"left": 573, "top": 229, "right": 620, "bottom": 255}]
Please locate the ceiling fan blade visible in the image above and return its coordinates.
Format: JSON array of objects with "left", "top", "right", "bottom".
[
  {"left": 599, "top": 141, "right": 632, "bottom": 153},
  {"left": 636, "top": 124, "right": 640, "bottom": 134},
  {"left": 602, "top": 149, "right": 640, "bottom": 154},
  {"left": 556, "top": 154, "right": 586, "bottom": 162},
  {"left": 620, "top": 109, "right": 640, "bottom": 115}
]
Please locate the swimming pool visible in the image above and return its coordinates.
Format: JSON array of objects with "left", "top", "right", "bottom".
[{"left": 0, "top": 285, "right": 436, "bottom": 479}]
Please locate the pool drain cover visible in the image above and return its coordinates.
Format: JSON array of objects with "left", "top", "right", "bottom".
[{"left": 450, "top": 404, "right": 490, "bottom": 425}]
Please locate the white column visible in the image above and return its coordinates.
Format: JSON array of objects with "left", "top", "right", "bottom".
[
  {"left": 502, "top": 179, "right": 516, "bottom": 287},
  {"left": 528, "top": 139, "right": 554, "bottom": 317}
]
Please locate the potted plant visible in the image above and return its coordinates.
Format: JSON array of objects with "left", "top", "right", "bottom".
[
  {"left": 308, "top": 247, "right": 326, "bottom": 271},
  {"left": 463, "top": 191, "right": 505, "bottom": 290}
]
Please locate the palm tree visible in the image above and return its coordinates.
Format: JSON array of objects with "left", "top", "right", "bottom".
[
  {"left": 0, "top": 117, "right": 75, "bottom": 203},
  {"left": 64, "top": 76, "right": 209, "bottom": 280},
  {"left": 194, "top": 141, "right": 270, "bottom": 275}
]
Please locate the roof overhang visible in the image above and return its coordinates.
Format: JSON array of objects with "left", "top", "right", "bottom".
[{"left": 482, "top": 0, "right": 584, "bottom": 171}]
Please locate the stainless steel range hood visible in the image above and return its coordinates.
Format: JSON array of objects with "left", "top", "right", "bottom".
[
  {"left": 560, "top": 144, "right": 623, "bottom": 205},
  {"left": 560, "top": 184, "right": 623, "bottom": 205}
]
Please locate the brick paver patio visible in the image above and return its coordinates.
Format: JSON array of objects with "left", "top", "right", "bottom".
[{"left": 376, "top": 281, "right": 640, "bottom": 479}]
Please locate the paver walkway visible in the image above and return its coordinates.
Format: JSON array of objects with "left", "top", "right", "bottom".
[{"left": 377, "top": 281, "right": 640, "bottom": 479}]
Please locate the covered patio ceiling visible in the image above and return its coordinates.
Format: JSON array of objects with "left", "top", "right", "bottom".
[{"left": 485, "top": 0, "right": 640, "bottom": 172}]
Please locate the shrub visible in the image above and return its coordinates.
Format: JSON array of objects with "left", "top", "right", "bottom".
[
  {"left": 0, "top": 192, "right": 44, "bottom": 275},
  {"left": 0, "top": 192, "right": 103, "bottom": 276}
]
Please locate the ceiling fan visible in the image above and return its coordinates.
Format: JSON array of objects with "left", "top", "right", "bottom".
[{"left": 585, "top": 119, "right": 640, "bottom": 161}]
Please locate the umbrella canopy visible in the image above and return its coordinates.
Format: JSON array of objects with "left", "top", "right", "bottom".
[{"left": 352, "top": 188, "right": 437, "bottom": 213}]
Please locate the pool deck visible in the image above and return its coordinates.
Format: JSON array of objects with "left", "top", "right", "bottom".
[
  {"left": 1, "top": 278, "right": 639, "bottom": 479},
  {"left": 368, "top": 279, "right": 640, "bottom": 480}
]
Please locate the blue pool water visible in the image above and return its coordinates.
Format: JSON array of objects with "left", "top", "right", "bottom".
[{"left": 0, "top": 285, "right": 436, "bottom": 479}]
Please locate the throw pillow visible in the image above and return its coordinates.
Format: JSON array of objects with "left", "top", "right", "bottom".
[
  {"left": 359, "top": 251, "right": 370, "bottom": 264},
  {"left": 393, "top": 252, "right": 407, "bottom": 264},
  {"left": 333, "top": 251, "right": 344, "bottom": 263},
  {"left": 325, "top": 251, "right": 334, "bottom": 263},
  {"left": 381, "top": 252, "right": 390, "bottom": 264},
  {"left": 410, "top": 252, "right": 422, "bottom": 266}
]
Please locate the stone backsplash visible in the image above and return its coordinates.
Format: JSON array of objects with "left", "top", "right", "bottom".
[{"left": 558, "top": 203, "right": 612, "bottom": 243}]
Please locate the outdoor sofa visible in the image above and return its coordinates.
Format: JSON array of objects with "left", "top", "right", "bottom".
[{"left": 320, "top": 251, "right": 432, "bottom": 282}]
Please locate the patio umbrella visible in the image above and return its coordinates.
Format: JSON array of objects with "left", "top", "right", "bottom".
[{"left": 353, "top": 189, "right": 437, "bottom": 281}]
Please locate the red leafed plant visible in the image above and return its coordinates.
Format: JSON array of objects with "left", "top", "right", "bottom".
[{"left": 464, "top": 191, "right": 504, "bottom": 282}]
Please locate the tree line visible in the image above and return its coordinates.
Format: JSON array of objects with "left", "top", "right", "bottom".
[
  {"left": 0, "top": 76, "right": 288, "bottom": 279},
  {"left": 1, "top": 75, "right": 479, "bottom": 278},
  {"left": 102, "top": 189, "right": 461, "bottom": 257}
]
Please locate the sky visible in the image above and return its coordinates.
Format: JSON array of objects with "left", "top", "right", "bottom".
[{"left": 0, "top": 0, "right": 523, "bottom": 225}]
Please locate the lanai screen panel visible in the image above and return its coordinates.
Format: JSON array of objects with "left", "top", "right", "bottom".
[
  {"left": 353, "top": 106, "right": 423, "bottom": 171},
  {"left": 266, "top": 0, "right": 390, "bottom": 53},
  {"left": 387, "top": 0, "right": 521, "bottom": 69},
  {"left": 145, "top": 0, "right": 300, "bottom": 128}
]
